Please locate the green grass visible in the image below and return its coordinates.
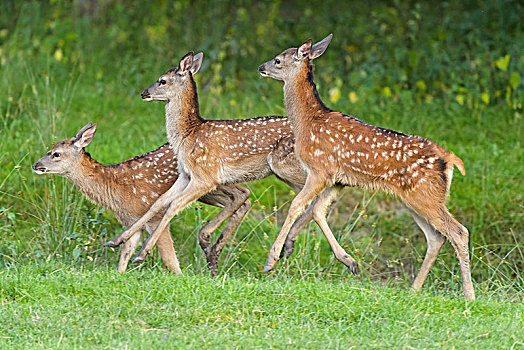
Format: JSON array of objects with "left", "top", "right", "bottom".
[{"left": 1, "top": 262, "right": 523, "bottom": 349}]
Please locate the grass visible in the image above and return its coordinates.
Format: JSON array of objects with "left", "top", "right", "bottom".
[{"left": 1, "top": 262, "right": 523, "bottom": 349}]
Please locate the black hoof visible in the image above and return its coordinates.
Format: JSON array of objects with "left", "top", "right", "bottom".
[
  {"left": 104, "top": 241, "right": 118, "bottom": 248},
  {"left": 349, "top": 261, "right": 359, "bottom": 275},
  {"left": 132, "top": 257, "right": 144, "bottom": 264}
]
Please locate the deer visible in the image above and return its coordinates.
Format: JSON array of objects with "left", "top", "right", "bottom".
[
  {"left": 104, "top": 51, "right": 360, "bottom": 275},
  {"left": 258, "top": 34, "right": 475, "bottom": 301},
  {"left": 32, "top": 122, "right": 253, "bottom": 275}
]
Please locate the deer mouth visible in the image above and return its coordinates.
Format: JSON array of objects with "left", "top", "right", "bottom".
[
  {"left": 32, "top": 163, "right": 48, "bottom": 174},
  {"left": 258, "top": 65, "right": 269, "bottom": 77},
  {"left": 141, "top": 90, "right": 153, "bottom": 101}
]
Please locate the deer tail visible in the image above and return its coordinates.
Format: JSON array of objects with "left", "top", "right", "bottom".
[{"left": 448, "top": 152, "right": 465, "bottom": 176}]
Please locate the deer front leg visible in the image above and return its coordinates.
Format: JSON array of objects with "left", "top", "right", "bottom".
[
  {"left": 117, "top": 231, "right": 142, "bottom": 273},
  {"left": 152, "top": 223, "right": 182, "bottom": 274},
  {"left": 264, "top": 174, "right": 327, "bottom": 272},
  {"left": 105, "top": 173, "right": 190, "bottom": 248},
  {"left": 133, "top": 179, "right": 215, "bottom": 263}
]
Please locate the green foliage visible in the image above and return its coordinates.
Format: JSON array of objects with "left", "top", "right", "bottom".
[{"left": 0, "top": 0, "right": 523, "bottom": 300}]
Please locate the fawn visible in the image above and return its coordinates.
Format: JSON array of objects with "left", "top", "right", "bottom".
[
  {"left": 105, "top": 52, "right": 359, "bottom": 274},
  {"left": 33, "top": 122, "right": 252, "bottom": 275},
  {"left": 258, "top": 34, "right": 475, "bottom": 301}
]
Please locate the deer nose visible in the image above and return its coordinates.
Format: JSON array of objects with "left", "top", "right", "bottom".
[
  {"left": 141, "top": 89, "right": 150, "bottom": 99},
  {"left": 32, "top": 162, "right": 39, "bottom": 171},
  {"left": 258, "top": 64, "right": 265, "bottom": 73}
]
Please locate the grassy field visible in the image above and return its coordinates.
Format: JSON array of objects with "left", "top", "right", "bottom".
[
  {"left": 1, "top": 262, "right": 523, "bottom": 349},
  {"left": 0, "top": 1, "right": 523, "bottom": 348}
]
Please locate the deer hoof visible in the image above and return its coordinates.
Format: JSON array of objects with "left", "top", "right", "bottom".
[
  {"left": 104, "top": 240, "right": 119, "bottom": 248},
  {"left": 132, "top": 256, "right": 145, "bottom": 264},
  {"left": 349, "top": 261, "right": 359, "bottom": 275},
  {"left": 285, "top": 245, "right": 296, "bottom": 259}
]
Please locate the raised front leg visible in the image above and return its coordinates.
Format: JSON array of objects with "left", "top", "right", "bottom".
[
  {"left": 133, "top": 178, "right": 215, "bottom": 263},
  {"left": 264, "top": 174, "right": 328, "bottom": 272},
  {"left": 105, "top": 173, "right": 190, "bottom": 248}
]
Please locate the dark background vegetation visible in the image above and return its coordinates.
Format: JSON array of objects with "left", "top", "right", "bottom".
[{"left": 0, "top": 0, "right": 523, "bottom": 298}]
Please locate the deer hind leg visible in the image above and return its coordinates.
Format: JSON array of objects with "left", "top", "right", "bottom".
[
  {"left": 264, "top": 174, "right": 328, "bottom": 272},
  {"left": 409, "top": 210, "right": 445, "bottom": 292},
  {"left": 412, "top": 204, "right": 475, "bottom": 301},
  {"left": 146, "top": 222, "right": 182, "bottom": 274},
  {"left": 133, "top": 179, "right": 215, "bottom": 264},
  {"left": 105, "top": 173, "right": 190, "bottom": 248},
  {"left": 197, "top": 185, "right": 250, "bottom": 255},
  {"left": 117, "top": 231, "right": 142, "bottom": 273},
  {"left": 207, "top": 199, "right": 251, "bottom": 276},
  {"left": 311, "top": 186, "right": 359, "bottom": 274}
]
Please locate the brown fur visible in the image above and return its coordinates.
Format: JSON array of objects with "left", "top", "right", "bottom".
[
  {"left": 34, "top": 131, "right": 251, "bottom": 275},
  {"left": 107, "top": 52, "right": 359, "bottom": 274},
  {"left": 259, "top": 38, "right": 474, "bottom": 301}
]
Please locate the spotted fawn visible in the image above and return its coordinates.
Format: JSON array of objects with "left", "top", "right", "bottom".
[
  {"left": 105, "top": 52, "right": 359, "bottom": 274},
  {"left": 258, "top": 34, "right": 474, "bottom": 301},
  {"left": 33, "top": 122, "right": 252, "bottom": 275}
]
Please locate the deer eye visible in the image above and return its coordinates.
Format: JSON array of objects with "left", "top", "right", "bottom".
[
  {"left": 52, "top": 152, "right": 61, "bottom": 158},
  {"left": 274, "top": 58, "right": 280, "bottom": 65},
  {"left": 160, "top": 79, "right": 167, "bottom": 85}
]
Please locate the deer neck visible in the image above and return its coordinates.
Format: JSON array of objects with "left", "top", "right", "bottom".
[
  {"left": 283, "top": 59, "right": 329, "bottom": 135},
  {"left": 67, "top": 153, "right": 120, "bottom": 212},
  {"left": 165, "top": 74, "right": 204, "bottom": 151}
]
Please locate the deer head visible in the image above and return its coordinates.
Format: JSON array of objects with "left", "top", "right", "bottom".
[
  {"left": 258, "top": 34, "right": 332, "bottom": 82},
  {"left": 32, "top": 122, "right": 97, "bottom": 176},
  {"left": 141, "top": 51, "right": 203, "bottom": 102}
]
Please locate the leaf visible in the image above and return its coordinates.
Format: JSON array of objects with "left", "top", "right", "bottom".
[
  {"left": 53, "top": 48, "right": 63, "bottom": 62},
  {"left": 329, "top": 87, "right": 341, "bottom": 103},
  {"left": 416, "top": 80, "right": 426, "bottom": 91},
  {"left": 495, "top": 54, "right": 510, "bottom": 72},
  {"left": 348, "top": 91, "right": 359, "bottom": 103},
  {"left": 382, "top": 86, "right": 392, "bottom": 97},
  {"left": 509, "top": 72, "right": 520, "bottom": 90},
  {"left": 456, "top": 95, "right": 465, "bottom": 105},
  {"left": 481, "top": 92, "right": 490, "bottom": 105}
]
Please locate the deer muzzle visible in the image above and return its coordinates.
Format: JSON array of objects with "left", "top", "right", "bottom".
[
  {"left": 258, "top": 64, "right": 268, "bottom": 77},
  {"left": 32, "top": 161, "right": 47, "bottom": 174},
  {"left": 141, "top": 89, "right": 152, "bottom": 101}
]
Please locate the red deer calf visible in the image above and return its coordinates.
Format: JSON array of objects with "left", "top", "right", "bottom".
[
  {"left": 105, "top": 52, "right": 359, "bottom": 274},
  {"left": 33, "top": 122, "right": 251, "bottom": 275},
  {"left": 258, "top": 34, "right": 474, "bottom": 301}
]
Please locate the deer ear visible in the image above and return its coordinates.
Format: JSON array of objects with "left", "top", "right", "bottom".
[
  {"left": 73, "top": 122, "right": 97, "bottom": 148},
  {"left": 296, "top": 39, "right": 313, "bottom": 60},
  {"left": 190, "top": 52, "right": 203, "bottom": 75},
  {"left": 310, "top": 34, "right": 332, "bottom": 60},
  {"left": 179, "top": 51, "right": 194, "bottom": 75}
]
